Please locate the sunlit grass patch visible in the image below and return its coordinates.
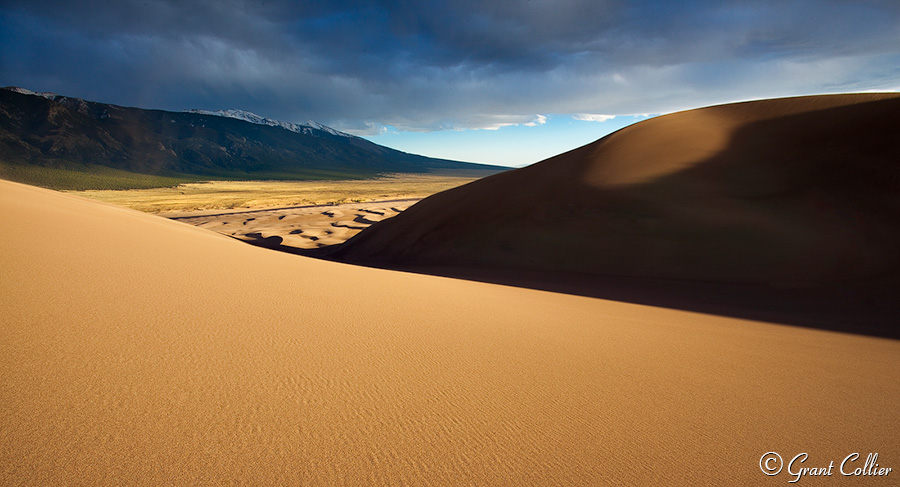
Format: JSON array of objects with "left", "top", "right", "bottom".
[{"left": 66, "top": 174, "right": 485, "bottom": 212}]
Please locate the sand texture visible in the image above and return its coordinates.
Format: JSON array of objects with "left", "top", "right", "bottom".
[
  {"left": 161, "top": 200, "right": 416, "bottom": 250},
  {"left": 2, "top": 178, "right": 899, "bottom": 485}
]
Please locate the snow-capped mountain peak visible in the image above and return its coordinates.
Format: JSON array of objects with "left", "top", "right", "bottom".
[
  {"left": 3, "top": 86, "right": 60, "bottom": 100},
  {"left": 184, "top": 108, "right": 354, "bottom": 139}
]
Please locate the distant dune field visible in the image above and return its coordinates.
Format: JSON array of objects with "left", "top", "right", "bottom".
[
  {"left": 164, "top": 199, "right": 418, "bottom": 250},
  {"left": 65, "top": 174, "right": 485, "bottom": 252},
  {"left": 2, "top": 178, "right": 899, "bottom": 486}
]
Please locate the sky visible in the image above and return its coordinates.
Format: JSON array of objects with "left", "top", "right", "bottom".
[{"left": 2, "top": 0, "right": 899, "bottom": 167}]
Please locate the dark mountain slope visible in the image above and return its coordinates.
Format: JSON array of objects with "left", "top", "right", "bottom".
[{"left": 0, "top": 88, "right": 503, "bottom": 189}]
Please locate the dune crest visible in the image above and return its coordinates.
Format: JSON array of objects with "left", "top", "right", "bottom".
[
  {"left": 582, "top": 93, "right": 900, "bottom": 189},
  {"left": 583, "top": 108, "right": 735, "bottom": 188}
]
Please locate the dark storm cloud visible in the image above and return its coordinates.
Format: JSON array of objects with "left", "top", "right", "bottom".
[{"left": 2, "top": 0, "right": 899, "bottom": 133}]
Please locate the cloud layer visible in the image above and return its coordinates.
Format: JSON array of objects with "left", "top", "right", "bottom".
[{"left": 2, "top": 0, "right": 899, "bottom": 134}]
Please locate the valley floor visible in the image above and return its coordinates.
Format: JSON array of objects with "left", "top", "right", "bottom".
[{"left": 66, "top": 173, "right": 483, "bottom": 213}]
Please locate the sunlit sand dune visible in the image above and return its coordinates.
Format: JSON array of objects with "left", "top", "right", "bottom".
[{"left": 2, "top": 179, "right": 899, "bottom": 485}]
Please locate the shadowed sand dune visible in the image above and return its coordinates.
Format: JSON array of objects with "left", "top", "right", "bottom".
[
  {"left": 3, "top": 179, "right": 899, "bottom": 485},
  {"left": 329, "top": 94, "right": 900, "bottom": 337}
]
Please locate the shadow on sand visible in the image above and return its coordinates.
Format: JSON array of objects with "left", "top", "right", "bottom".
[{"left": 233, "top": 240, "right": 900, "bottom": 340}]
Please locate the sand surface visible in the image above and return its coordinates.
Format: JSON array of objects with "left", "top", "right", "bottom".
[
  {"left": 160, "top": 199, "right": 417, "bottom": 250},
  {"left": 2, "top": 179, "right": 899, "bottom": 485}
]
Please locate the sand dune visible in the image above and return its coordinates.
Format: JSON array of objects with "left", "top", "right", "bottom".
[
  {"left": 2, "top": 178, "right": 899, "bottom": 485},
  {"left": 331, "top": 94, "right": 900, "bottom": 334}
]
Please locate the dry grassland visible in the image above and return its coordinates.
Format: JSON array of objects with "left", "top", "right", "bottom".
[{"left": 66, "top": 174, "right": 483, "bottom": 213}]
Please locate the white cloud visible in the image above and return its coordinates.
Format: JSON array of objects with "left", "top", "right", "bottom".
[
  {"left": 331, "top": 120, "right": 390, "bottom": 136},
  {"left": 524, "top": 114, "right": 548, "bottom": 126},
  {"left": 572, "top": 114, "right": 616, "bottom": 122}
]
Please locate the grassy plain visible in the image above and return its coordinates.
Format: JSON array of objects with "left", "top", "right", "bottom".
[
  {"left": 0, "top": 162, "right": 197, "bottom": 190},
  {"left": 66, "top": 173, "right": 485, "bottom": 213}
]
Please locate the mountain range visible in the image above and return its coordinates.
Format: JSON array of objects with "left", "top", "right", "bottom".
[{"left": 0, "top": 87, "right": 502, "bottom": 189}]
